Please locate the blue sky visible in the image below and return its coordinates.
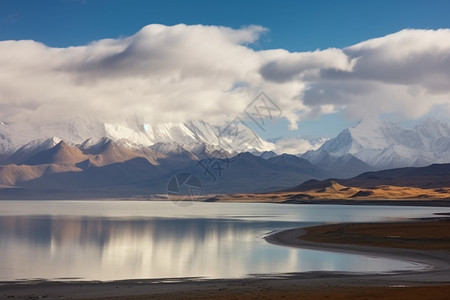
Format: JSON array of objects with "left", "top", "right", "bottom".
[
  {"left": 1, "top": 0, "right": 450, "bottom": 139},
  {"left": 3, "top": 0, "right": 450, "bottom": 50}
]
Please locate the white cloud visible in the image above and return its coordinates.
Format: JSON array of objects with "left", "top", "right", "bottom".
[
  {"left": 0, "top": 25, "right": 449, "bottom": 134},
  {"left": 300, "top": 29, "right": 450, "bottom": 119},
  {"left": 272, "top": 136, "right": 328, "bottom": 155},
  {"left": 260, "top": 48, "right": 356, "bottom": 83},
  {"left": 0, "top": 24, "right": 274, "bottom": 125}
]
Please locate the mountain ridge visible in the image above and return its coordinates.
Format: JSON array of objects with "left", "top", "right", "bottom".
[
  {"left": 302, "top": 117, "right": 450, "bottom": 170},
  {"left": 0, "top": 116, "right": 449, "bottom": 199},
  {"left": 289, "top": 163, "right": 450, "bottom": 191},
  {"left": 0, "top": 119, "right": 275, "bottom": 155}
]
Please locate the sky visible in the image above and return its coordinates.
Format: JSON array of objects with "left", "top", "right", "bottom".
[{"left": 1, "top": 0, "right": 450, "bottom": 149}]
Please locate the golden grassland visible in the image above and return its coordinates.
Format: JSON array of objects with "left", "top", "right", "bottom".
[{"left": 209, "top": 182, "right": 450, "bottom": 203}]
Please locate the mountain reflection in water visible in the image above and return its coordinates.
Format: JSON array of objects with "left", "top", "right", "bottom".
[{"left": 0, "top": 210, "right": 427, "bottom": 281}]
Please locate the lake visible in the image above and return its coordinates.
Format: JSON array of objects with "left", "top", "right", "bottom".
[{"left": 0, "top": 201, "right": 447, "bottom": 281}]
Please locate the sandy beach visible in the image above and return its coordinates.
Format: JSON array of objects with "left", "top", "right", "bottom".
[{"left": 1, "top": 219, "right": 450, "bottom": 299}]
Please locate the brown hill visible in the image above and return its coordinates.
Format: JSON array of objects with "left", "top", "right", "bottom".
[
  {"left": 278, "top": 163, "right": 450, "bottom": 201},
  {"left": 0, "top": 163, "right": 80, "bottom": 186},
  {"left": 24, "top": 141, "right": 87, "bottom": 165},
  {"left": 0, "top": 139, "right": 164, "bottom": 188},
  {"left": 290, "top": 163, "right": 450, "bottom": 191},
  {"left": 82, "top": 138, "right": 160, "bottom": 166}
]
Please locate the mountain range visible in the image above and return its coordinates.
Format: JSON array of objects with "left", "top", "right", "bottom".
[
  {"left": 0, "top": 116, "right": 449, "bottom": 199},
  {"left": 0, "top": 118, "right": 274, "bottom": 155},
  {"left": 302, "top": 116, "right": 450, "bottom": 170}
]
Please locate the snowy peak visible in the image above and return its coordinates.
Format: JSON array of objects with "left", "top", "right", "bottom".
[
  {"left": 6, "top": 136, "right": 163, "bottom": 169},
  {"left": 303, "top": 117, "right": 450, "bottom": 169},
  {"left": 80, "top": 137, "right": 114, "bottom": 154},
  {"left": 416, "top": 117, "right": 450, "bottom": 131},
  {"left": 318, "top": 128, "right": 353, "bottom": 157},
  {"left": 145, "top": 121, "right": 209, "bottom": 145},
  {"left": 415, "top": 118, "right": 450, "bottom": 143},
  {"left": 149, "top": 142, "right": 187, "bottom": 155},
  {"left": 0, "top": 118, "right": 275, "bottom": 155},
  {"left": 8, "top": 137, "right": 62, "bottom": 165},
  {"left": 103, "top": 122, "right": 151, "bottom": 146},
  {"left": 144, "top": 120, "right": 275, "bottom": 153},
  {"left": 348, "top": 116, "right": 406, "bottom": 151},
  {"left": 352, "top": 114, "right": 384, "bottom": 131},
  {"left": 0, "top": 122, "right": 14, "bottom": 154}
]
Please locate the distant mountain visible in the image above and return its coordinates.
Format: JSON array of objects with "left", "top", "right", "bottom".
[
  {"left": 7, "top": 137, "right": 62, "bottom": 165},
  {"left": 302, "top": 117, "right": 450, "bottom": 170},
  {"left": 0, "top": 122, "right": 14, "bottom": 155},
  {"left": 302, "top": 152, "right": 374, "bottom": 178},
  {"left": 24, "top": 141, "right": 86, "bottom": 166},
  {"left": 348, "top": 163, "right": 450, "bottom": 189},
  {"left": 1, "top": 115, "right": 450, "bottom": 199},
  {"left": 0, "top": 138, "right": 164, "bottom": 188},
  {"left": 290, "top": 163, "right": 450, "bottom": 191},
  {"left": 0, "top": 118, "right": 275, "bottom": 154},
  {"left": 0, "top": 142, "right": 330, "bottom": 197},
  {"left": 0, "top": 117, "right": 108, "bottom": 154},
  {"left": 0, "top": 163, "right": 81, "bottom": 187},
  {"left": 80, "top": 137, "right": 161, "bottom": 166},
  {"left": 21, "top": 157, "right": 165, "bottom": 190},
  {"left": 255, "top": 151, "right": 278, "bottom": 159},
  {"left": 266, "top": 154, "right": 327, "bottom": 178},
  {"left": 212, "top": 153, "right": 328, "bottom": 193}
]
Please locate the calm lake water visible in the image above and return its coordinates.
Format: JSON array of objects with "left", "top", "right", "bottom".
[{"left": 0, "top": 201, "right": 448, "bottom": 281}]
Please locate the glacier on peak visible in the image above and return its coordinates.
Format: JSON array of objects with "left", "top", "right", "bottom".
[
  {"left": 0, "top": 118, "right": 275, "bottom": 154},
  {"left": 2, "top": 115, "right": 448, "bottom": 171},
  {"left": 303, "top": 116, "right": 450, "bottom": 169},
  {"left": 6, "top": 137, "right": 62, "bottom": 165},
  {"left": 142, "top": 120, "right": 275, "bottom": 153}
]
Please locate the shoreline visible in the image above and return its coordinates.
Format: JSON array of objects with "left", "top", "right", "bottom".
[
  {"left": 265, "top": 226, "right": 450, "bottom": 283},
  {"left": 2, "top": 197, "right": 450, "bottom": 207}
]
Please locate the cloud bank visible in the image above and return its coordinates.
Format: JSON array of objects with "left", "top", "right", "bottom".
[{"left": 0, "top": 25, "right": 449, "bottom": 131}]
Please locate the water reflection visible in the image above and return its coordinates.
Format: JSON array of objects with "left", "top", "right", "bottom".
[{"left": 0, "top": 213, "right": 426, "bottom": 281}]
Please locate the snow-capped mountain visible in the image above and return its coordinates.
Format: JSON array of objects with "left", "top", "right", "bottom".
[
  {"left": 302, "top": 116, "right": 450, "bottom": 169},
  {"left": 0, "top": 118, "right": 275, "bottom": 155},
  {"left": 7, "top": 137, "right": 62, "bottom": 164},
  {"left": 415, "top": 118, "right": 450, "bottom": 152},
  {"left": 144, "top": 120, "right": 274, "bottom": 153},
  {"left": 0, "top": 121, "right": 13, "bottom": 154},
  {"left": 1, "top": 114, "right": 450, "bottom": 198},
  {"left": 2, "top": 115, "right": 449, "bottom": 172},
  {"left": 0, "top": 117, "right": 108, "bottom": 154}
]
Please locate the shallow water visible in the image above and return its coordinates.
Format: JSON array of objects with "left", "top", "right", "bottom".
[{"left": 0, "top": 201, "right": 447, "bottom": 281}]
